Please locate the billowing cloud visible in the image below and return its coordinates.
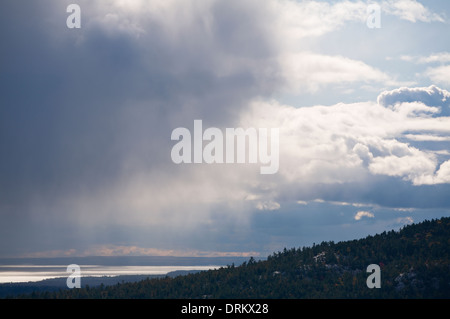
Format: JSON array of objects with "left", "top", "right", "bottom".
[
  {"left": 433, "top": 160, "right": 450, "bottom": 184},
  {"left": 240, "top": 85, "right": 450, "bottom": 187},
  {"left": 377, "top": 85, "right": 450, "bottom": 114}
]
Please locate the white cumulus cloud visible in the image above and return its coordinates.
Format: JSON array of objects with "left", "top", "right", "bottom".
[
  {"left": 354, "top": 211, "right": 375, "bottom": 220},
  {"left": 239, "top": 85, "right": 450, "bottom": 187}
]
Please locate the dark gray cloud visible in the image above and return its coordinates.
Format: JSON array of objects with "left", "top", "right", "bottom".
[
  {"left": 0, "top": 0, "right": 282, "bottom": 256},
  {"left": 0, "top": 0, "right": 276, "bottom": 200}
]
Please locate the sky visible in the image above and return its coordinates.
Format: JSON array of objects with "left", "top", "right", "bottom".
[{"left": 1, "top": 0, "right": 450, "bottom": 259}]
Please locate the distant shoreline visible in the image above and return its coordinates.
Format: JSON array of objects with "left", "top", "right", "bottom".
[
  {"left": 0, "top": 256, "right": 260, "bottom": 289},
  {"left": 0, "top": 270, "right": 203, "bottom": 298},
  {"left": 0, "top": 255, "right": 255, "bottom": 266},
  {"left": 0, "top": 265, "right": 225, "bottom": 284}
]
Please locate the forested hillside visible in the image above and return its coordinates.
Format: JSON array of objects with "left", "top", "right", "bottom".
[{"left": 20, "top": 217, "right": 450, "bottom": 298}]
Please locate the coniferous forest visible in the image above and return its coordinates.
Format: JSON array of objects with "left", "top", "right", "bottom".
[{"left": 15, "top": 217, "right": 450, "bottom": 299}]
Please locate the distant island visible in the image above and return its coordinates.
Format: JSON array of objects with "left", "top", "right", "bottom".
[{"left": 6, "top": 217, "right": 450, "bottom": 299}]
